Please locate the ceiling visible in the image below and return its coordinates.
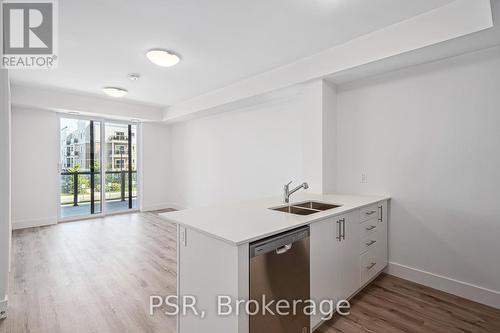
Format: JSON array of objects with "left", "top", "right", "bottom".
[{"left": 10, "top": 0, "right": 455, "bottom": 106}]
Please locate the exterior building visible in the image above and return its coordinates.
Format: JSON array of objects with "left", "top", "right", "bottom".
[
  {"left": 105, "top": 126, "right": 137, "bottom": 172},
  {"left": 60, "top": 122, "right": 89, "bottom": 170},
  {"left": 60, "top": 122, "right": 136, "bottom": 172}
]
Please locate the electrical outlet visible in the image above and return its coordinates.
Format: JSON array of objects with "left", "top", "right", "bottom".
[{"left": 361, "top": 173, "right": 368, "bottom": 184}]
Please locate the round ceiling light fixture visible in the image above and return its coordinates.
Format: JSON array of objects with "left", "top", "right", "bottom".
[
  {"left": 102, "top": 87, "right": 128, "bottom": 98},
  {"left": 146, "top": 49, "right": 180, "bottom": 67}
]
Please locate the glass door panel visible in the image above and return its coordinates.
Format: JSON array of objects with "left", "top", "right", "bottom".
[
  {"left": 104, "top": 123, "right": 137, "bottom": 212},
  {"left": 60, "top": 118, "right": 102, "bottom": 219}
]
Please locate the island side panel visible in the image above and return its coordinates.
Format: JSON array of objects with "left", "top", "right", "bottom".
[
  {"left": 237, "top": 244, "right": 249, "bottom": 333},
  {"left": 177, "top": 225, "right": 246, "bottom": 332}
]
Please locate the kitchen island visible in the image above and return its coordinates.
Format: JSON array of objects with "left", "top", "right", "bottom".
[{"left": 159, "top": 193, "right": 390, "bottom": 333}]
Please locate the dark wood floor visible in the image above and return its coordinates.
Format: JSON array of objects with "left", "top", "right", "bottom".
[
  {"left": 318, "top": 274, "right": 500, "bottom": 333},
  {"left": 1, "top": 212, "right": 499, "bottom": 333}
]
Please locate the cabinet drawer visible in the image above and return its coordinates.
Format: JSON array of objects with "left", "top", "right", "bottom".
[
  {"left": 360, "top": 231, "right": 379, "bottom": 254},
  {"left": 360, "top": 204, "right": 378, "bottom": 222},
  {"left": 360, "top": 246, "right": 383, "bottom": 285},
  {"left": 360, "top": 218, "right": 378, "bottom": 238}
]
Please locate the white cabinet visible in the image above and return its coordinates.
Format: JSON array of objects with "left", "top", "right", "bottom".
[
  {"left": 359, "top": 200, "right": 388, "bottom": 286},
  {"left": 310, "top": 211, "right": 361, "bottom": 328},
  {"left": 359, "top": 204, "right": 378, "bottom": 222},
  {"left": 311, "top": 201, "right": 389, "bottom": 331},
  {"left": 335, "top": 211, "right": 361, "bottom": 300},
  {"left": 377, "top": 200, "right": 388, "bottom": 268}
]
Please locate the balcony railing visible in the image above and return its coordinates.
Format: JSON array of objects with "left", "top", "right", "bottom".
[
  {"left": 60, "top": 170, "right": 137, "bottom": 207},
  {"left": 109, "top": 136, "right": 128, "bottom": 141}
]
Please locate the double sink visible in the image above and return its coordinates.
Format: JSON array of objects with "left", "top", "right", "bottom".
[{"left": 270, "top": 201, "right": 341, "bottom": 216}]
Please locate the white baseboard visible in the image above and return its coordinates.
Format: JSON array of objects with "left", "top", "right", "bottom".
[
  {"left": 12, "top": 217, "right": 57, "bottom": 230},
  {"left": 387, "top": 262, "right": 500, "bottom": 309},
  {"left": 0, "top": 297, "right": 7, "bottom": 319},
  {"left": 141, "top": 203, "right": 186, "bottom": 212}
]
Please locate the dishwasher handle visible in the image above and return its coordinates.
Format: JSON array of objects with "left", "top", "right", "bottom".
[
  {"left": 250, "top": 226, "right": 310, "bottom": 258},
  {"left": 276, "top": 244, "right": 292, "bottom": 255}
]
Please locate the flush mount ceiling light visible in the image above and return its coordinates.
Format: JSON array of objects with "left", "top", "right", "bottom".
[
  {"left": 146, "top": 49, "right": 180, "bottom": 67},
  {"left": 102, "top": 87, "right": 128, "bottom": 98}
]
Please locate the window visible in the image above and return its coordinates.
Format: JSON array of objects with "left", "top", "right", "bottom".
[
  {"left": 115, "top": 131, "right": 126, "bottom": 140},
  {"left": 115, "top": 145, "right": 126, "bottom": 154},
  {"left": 115, "top": 159, "right": 124, "bottom": 169}
]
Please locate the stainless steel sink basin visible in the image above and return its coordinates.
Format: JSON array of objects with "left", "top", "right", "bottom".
[
  {"left": 270, "top": 201, "right": 341, "bottom": 216},
  {"left": 294, "top": 201, "right": 341, "bottom": 211},
  {"left": 272, "top": 205, "right": 319, "bottom": 215}
]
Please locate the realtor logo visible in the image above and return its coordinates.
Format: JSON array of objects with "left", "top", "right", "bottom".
[{"left": 1, "top": 0, "right": 58, "bottom": 68}]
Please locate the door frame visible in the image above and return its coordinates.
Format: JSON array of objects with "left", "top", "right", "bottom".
[{"left": 57, "top": 114, "right": 141, "bottom": 222}]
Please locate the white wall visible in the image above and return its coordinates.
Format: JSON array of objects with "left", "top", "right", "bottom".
[
  {"left": 0, "top": 69, "right": 11, "bottom": 315},
  {"left": 322, "top": 81, "right": 337, "bottom": 193},
  {"left": 169, "top": 81, "right": 325, "bottom": 208},
  {"left": 336, "top": 45, "right": 500, "bottom": 307},
  {"left": 140, "top": 122, "right": 172, "bottom": 211},
  {"left": 168, "top": 92, "right": 304, "bottom": 208},
  {"left": 11, "top": 107, "right": 59, "bottom": 229},
  {"left": 167, "top": 79, "right": 339, "bottom": 209},
  {"left": 10, "top": 106, "right": 170, "bottom": 225}
]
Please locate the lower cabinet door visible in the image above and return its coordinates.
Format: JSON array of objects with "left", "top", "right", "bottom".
[
  {"left": 337, "top": 210, "right": 362, "bottom": 300},
  {"left": 310, "top": 211, "right": 363, "bottom": 328}
]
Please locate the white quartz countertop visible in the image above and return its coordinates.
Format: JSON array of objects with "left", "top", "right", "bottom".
[{"left": 159, "top": 193, "right": 390, "bottom": 245}]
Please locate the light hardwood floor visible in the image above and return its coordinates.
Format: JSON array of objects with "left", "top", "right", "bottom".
[
  {"left": 1, "top": 212, "right": 499, "bottom": 333},
  {"left": 0, "top": 212, "right": 177, "bottom": 333}
]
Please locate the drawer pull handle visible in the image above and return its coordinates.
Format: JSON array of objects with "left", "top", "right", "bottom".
[
  {"left": 366, "top": 262, "right": 376, "bottom": 270},
  {"left": 366, "top": 210, "right": 376, "bottom": 216},
  {"left": 336, "top": 220, "right": 341, "bottom": 241},
  {"left": 341, "top": 218, "right": 346, "bottom": 241},
  {"left": 365, "top": 240, "right": 376, "bottom": 246},
  {"left": 366, "top": 225, "right": 376, "bottom": 231}
]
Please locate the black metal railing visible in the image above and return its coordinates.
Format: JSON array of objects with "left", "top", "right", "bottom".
[
  {"left": 61, "top": 170, "right": 137, "bottom": 207},
  {"left": 109, "top": 135, "right": 128, "bottom": 141}
]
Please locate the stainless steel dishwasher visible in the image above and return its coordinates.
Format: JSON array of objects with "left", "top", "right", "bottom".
[{"left": 249, "top": 226, "right": 310, "bottom": 333}]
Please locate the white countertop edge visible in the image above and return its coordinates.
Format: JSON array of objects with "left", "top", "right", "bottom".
[{"left": 159, "top": 194, "right": 391, "bottom": 246}]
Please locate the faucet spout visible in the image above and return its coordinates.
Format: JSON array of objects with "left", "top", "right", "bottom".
[{"left": 283, "top": 181, "right": 309, "bottom": 203}]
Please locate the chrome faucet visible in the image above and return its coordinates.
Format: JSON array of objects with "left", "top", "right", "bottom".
[{"left": 283, "top": 181, "right": 309, "bottom": 203}]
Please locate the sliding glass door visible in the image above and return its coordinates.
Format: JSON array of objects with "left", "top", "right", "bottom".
[
  {"left": 60, "top": 118, "right": 102, "bottom": 218},
  {"left": 104, "top": 122, "right": 137, "bottom": 212},
  {"left": 59, "top": 117, "right": 138, "bottom": 220}
]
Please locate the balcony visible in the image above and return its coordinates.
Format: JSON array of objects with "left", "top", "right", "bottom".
[{"left": 60, "top": 170, "right": 137, "bottom": 218}]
